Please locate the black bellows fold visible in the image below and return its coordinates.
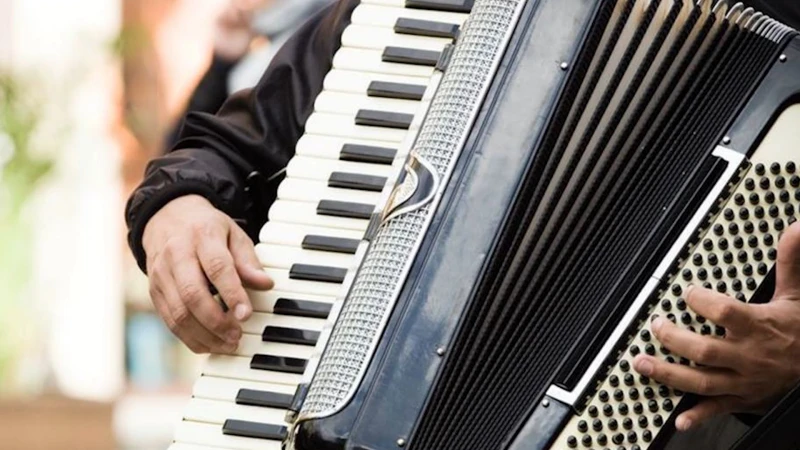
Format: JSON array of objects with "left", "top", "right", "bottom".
[{"left": 411, "top": 0, "right": 780, "bottom": 448}]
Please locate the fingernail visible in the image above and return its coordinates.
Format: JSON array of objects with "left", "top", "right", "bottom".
[
  {"left": 686, "top": 284, "right": 695, "bottom": 296},
  {"left": 651, "top": 317, "right": 665, "bottom": 334},
  {"left": 223, "top": 342, "right": 238, "bottom": 354},
  {"left": 227, "top": 329, "right": 240, "bottom": 342},
  {"left": 635, "top": 358, "right": 654, "bottom": 376},
  {"left": 234, "top": 304, "right": 250, "bottom": 321},
  {"left": 676, "top": 416, "right": 693, "bottom": 431}
]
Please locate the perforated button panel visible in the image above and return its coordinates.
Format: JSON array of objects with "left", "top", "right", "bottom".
[{"left": 554, "top": 104, "right": 800, "bottom": 450}]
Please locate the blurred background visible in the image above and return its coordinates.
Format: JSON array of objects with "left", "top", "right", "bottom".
[{"left": 0, "top": 0, "right": 329, "bottom": 448}]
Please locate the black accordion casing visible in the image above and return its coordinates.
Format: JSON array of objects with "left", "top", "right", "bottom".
[{"left": 288, "top": 0, "right": 800, "bottom": 449}]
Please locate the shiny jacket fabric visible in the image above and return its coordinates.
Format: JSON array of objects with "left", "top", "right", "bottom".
[
  {"left": 125, "top": 0, "right": 800, "bottom": 273},
  {"left": 125, "top": 0, "right": 359, "bottom": 272}
]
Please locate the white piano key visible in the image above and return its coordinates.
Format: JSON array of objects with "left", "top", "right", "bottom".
[
  {"left": 241, "top": 312, "right": 326, "bottom": 336},
  {"left": 361, "top": 0, "right": 405, "bottom": 7},
  {"left": 259, "top": 221, "right": 364, "bottom": 247},
  {"left": 324, "top": 69, "right": 428, "bottom": 95},
  {"left": 352, "top": 3, "right": 468, "bottom": 28},
  {"left": 315, "top": 91, "right": 420, "bottom": 116},
  {"left": 342, "top": 24, "right": 452, "bottom": 52},
  {"left": 278, "top": 177, "right": 383, "bottom": 204},
  {"left": 263, "top": 268, "right": 346, "bottom": 296},
  {"left": 305, "top": 112, "right": 409, "bottom": 142},
  {"left": 269, "top": 200, "right": 371, "bottom": 231},
  {"left": 333, "top": 47, "right": 435, "bottom": 78},
  {"left": 295, "top": 134, "right": 406, "bottom": 161},
  {"left": 192, "top": 375, "right": 296, "bottom": 401},
  {"left": 256, "top": 244, "right": 356, "bottom": 272},
  {"left": 247, "top": 289, "right": 336, "bottom": 314},
  {"left": 174, "top": 421, "right": 281, "bottom": 450},
  {"left": 286, "top": 155, "right": 396, "bottom": 181},
  {"left": 231, "top": 334, "right": 313, "bottom": 360},
  {"left": 183, "top": 398, "right": 287, "bottom": 426},
  {"left": 202, "top": 355, "right": 302, "bottom": 385}
]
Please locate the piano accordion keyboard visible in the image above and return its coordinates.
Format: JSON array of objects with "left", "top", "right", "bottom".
[
  {"left": 555, "top": 106, "right": 800, "bottom": 449},
  {"left": 169, "top": 1, "right": 469, "bottom": 449}
]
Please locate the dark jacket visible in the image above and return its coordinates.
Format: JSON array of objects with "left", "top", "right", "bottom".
[
  {"left": 125, "top": 0, "right": 359, "bottom": 271},
  {"left": 125, "top": 0, "right": 800, "bottom": 272}
]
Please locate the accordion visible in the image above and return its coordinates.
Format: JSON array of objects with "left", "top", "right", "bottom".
[{"left": 170, "top": 1, "right": 800, "bottom": 449}]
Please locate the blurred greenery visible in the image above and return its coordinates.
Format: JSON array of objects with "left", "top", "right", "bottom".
[{"left": 0, "top": 72, "right": 53, "bottom": 392}]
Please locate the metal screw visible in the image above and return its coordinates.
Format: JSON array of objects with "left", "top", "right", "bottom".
[
  {"left": 542, "top": 399, "right": 550, "bottom": 408},
  {"left": 779, "top": 54, "right": 788, "bottom": 63},
  {"left": 560, "top": 61, "right": 569, "bottom": 70},
  {"left": 436, "top": 347, "right": 446, "bottom": 356},
  {"left": 397, "top": 439, "right": 407, "bottom": 447},
  {"left": 722, "top": 136, "right": 731, "bottom": 145}
]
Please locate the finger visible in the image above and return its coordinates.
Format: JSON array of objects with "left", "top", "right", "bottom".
[
  {"left": 651, "top": 317, "right": 739, "bottom": 368},
  {"left": 196, "top": 233, "right": 252, "bottom": 322},
  {"left": 229, "top": 226, "right": 274, "bottom": 290},
  {"left": 632, "top": 355, "right": 739, "bottom": 396},
  {"left": 171, "top": 255, "right": 242, "bottom": 342},
  {"left": 775, "top": 221, "right": 800, "bottom": 299},
  {"left": 150, "top": 276, "right": 232, "bottom": 354},
  {"left": 675, "top": 396, "right": 740, "bottom": 431},
  {"left": 685, "top": 285, "right": 753, "bottom": 333}
]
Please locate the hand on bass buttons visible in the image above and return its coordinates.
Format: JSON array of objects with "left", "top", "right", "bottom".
[{"left": 633, "top": 222, "right": 800, "bottom": 432}]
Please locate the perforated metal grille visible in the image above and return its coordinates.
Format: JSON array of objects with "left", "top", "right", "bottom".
[{"left": 299, "top": 0, "right": 523, "bottom": 418}]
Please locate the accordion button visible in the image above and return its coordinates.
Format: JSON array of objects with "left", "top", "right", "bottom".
[
  {"left": 593, "top": 419, "right": 603, "bottom": 432},
  {"left": 745, "top": 178, "right": 756, "bottom": 191},
  {"left": 653, "top": 414, "right": 664, "bottom": 427},
  {"left": 607, "top": 418, "right": 618, "bottom": 430},
  {"left": 628, "top": 389, "right": 639, "bottom": 401},
  {"left": 765, "top": 192, "right": 776, "bottom": 204},
  {"left": 776, "top": 176, "right": 786, "bottom": 189},
  {"left": 771, "top": 162, "right": 782, "bottom": 175},
  {"left": 627, "top": 430, "right": 638, "bottom": 443},
  {"left": 612, "top": 433, "right": 624, "bottom": 445},
  {"left": 643, "top": 430, "right": 653, "bottom": 442},
  {"left": 577, "top": 420, "right": 588, "bottom": 433},
  {"left": 596, "top": 433, "right": 607, "bottom": 445},
  {"left": 756, "top": 164, "right": 766, "bottom": 176},
  {"left": 566, "top": 435, "right": 577, "bottom": 448},
  {"left": 633, "top": 402, "right": 643, "bottom": 414},
  {"left": 791, "top": 175, "right": 800, "bottom": 187},
  {"left": 786, "top": 162, "right": 796, "bottom": 174}
]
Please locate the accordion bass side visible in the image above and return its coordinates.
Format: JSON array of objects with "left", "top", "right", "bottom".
[{"left": 278, "top": 0, "right": 800, "bottom": 449}]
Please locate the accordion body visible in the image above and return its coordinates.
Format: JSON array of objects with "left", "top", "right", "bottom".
[{"left": 171, "top": 0, "right": 800, "bottom": 449}]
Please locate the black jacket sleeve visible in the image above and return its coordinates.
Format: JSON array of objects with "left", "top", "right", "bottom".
[
  {"left": 164, "top": 55, "right": 238, "bottom": 150},
  {"left": 125, "top": 0, "right": 359, "bottom": 272}
]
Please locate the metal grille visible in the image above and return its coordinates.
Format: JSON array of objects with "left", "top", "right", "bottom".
[{"left": 299, "top": 0, "right": 523, "bottom": 418}]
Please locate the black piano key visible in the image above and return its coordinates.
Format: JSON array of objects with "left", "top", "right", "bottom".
[
  {"left": 394, "top": 17, "right": 460, "bottom": 39},
  {"left": 262, "top": 326, "right": 320, "bottom": 346},
  {"left": 250, "top": 354, "right": 307, "bottom": 374},
  {"left": 317, "top": 199, "right": 374, "bottom": 220},
  {"left": 235, "top": 388, "right": 293, "bottom": 409},
  {"left": 222, "top": 419, "right": 287, "bottom": 440},
  {"left": 340, "top": 143, "right": 397, "bottom": 164},
  {"left": 355, "top": 109, "right": 414, "bottom": 129},
  {"left": 290, "top": 263, "right": 348, "bottom": 283},
  {"left": 367, "top": 81, "right": 426, "bottom": 101},
  {"left": 274, "top": 298, "right": 332, "bottom": 319},
  {"left": 328, "top": 172, "right": 387, "bottom": 192},
  {"left": 302, "top": 235, "right": 360, "bottom": 254},
  {"left": 382, "top": 46, "right": 441, "bottom": 67},
  {"left": 405, "top": 0, "right": 473, "bottom": 13}
]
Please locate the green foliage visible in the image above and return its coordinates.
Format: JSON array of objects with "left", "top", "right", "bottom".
[
  {"left": 0, "top": 73, "right": 53, "bottom": 215},
  {"left": 0, "top": 72, "right": 53, "bottom": 391}
]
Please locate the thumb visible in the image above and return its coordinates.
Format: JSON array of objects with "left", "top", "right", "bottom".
[
  {"left": 775, "top": 221, "right": 800, "bottom": 299},
  {"left": 675, "top": 395, "right": 740, "bottom": 432},
  {"left": 229, "top": 226, "right": 274, "bottom": 291}
]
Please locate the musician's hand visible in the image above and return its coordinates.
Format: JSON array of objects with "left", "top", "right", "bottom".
[
  {"left": 142, "top": 195, "right": 273, "bottom": 354},
  {"left": 633, "top": 222, "right": 800, "bottom": 432}
]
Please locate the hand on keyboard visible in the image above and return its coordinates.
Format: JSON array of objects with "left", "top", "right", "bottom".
[
  {"left": 634, "top": 222, "right": 800, "bottom": 432},
  {"left": 143, "top": 194, "right": 274, "bottom": 354}
]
